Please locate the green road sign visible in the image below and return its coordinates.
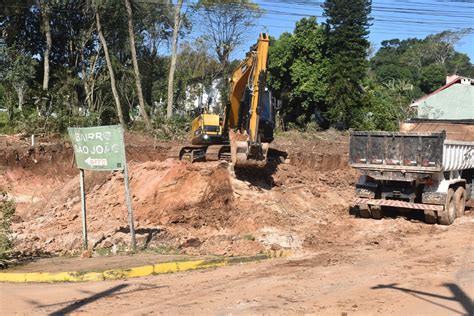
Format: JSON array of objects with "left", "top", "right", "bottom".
[{"left": 68, "top": 125, "right": 126, "bottom": 171}]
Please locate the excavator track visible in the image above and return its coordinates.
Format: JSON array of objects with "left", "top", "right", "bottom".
[
  {"left": 168, "top": 145, "right": 207, "bottom": 162},
  {"left": 205, "top": 145, "right": 231, "bottom": 162},
  {"left": 169, "top": 143, "right": 288, "bottom": 167}
]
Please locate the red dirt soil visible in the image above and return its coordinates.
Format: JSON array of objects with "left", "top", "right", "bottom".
[{"left": 1, "top": 130, "right": 471, "bottom": 259}]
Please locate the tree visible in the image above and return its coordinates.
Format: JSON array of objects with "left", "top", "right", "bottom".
[
  {"left": 167, "top": 0, "right": 184, "bottom": 118},
  {"left": 268, "top": 17, "right": 329, "bottom": 128},
  {"left": 174, "top": 38, "right": 220, "bottom": 110},
  {"left": 125, "top": 0, "right": 152, "bottom": 129},
  {"left": 195, "top": 0, "right": 261, "bottom": 108},
  {"left": 370, "top": 30, "right": 474, "bottom": 95},
  {"left": 39, "top": 0, "right": 52, "bottom": 92},
  {"left": 0, "top": 46, "right": 36, "bottom": 121},
  {"left": 94, "top": 4, "right": 125, "bottom": 126},
  {"left": 426, "top": 29, "right": 472, "bottom": 66},
  {"left": 323, "top": 0, "right": 372, "bottom": 127}
]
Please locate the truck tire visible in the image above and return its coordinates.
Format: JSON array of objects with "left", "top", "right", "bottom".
[
  {"left": 370, "top": 205, "right": 382, "bottom": 219},
  {"left": 454, "top": 187, "right": 466, "bottom": 218},
  {"left": 358, "top": 203, "right": 371, "bottom": 218},
  {"left": 438, "top": 188, "right": 457, "bottom": 225},
  {"left": 424, "top": 210, "right": 437, "bottom": 224}
]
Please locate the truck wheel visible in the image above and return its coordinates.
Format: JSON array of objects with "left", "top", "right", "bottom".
[
  {"left": 424, "top": 210, "right": 437, "bottom": 224},
  {"left": 358, "top": 204, "right": 371, "bottom": 218},
  {"left": 438, "top": 188, "right": 457, "bottom": 225},
  {"left": 454, "top": 187, "right": 466, "bottom": 218},
  {"left": 370, "top": 205, "right": 382, "bottom": 220}
]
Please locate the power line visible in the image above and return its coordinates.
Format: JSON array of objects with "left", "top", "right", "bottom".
[
  {"left": 1, "top": 2, "right": 473, "bottom": 37},
  {"left": 260, "top": 0, "right": 474, "bottom": 18}
]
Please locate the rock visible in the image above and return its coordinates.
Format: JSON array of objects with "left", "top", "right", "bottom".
[
  {"left": 136, "top": 234, "right": 149, "bottom": 248},
  {"left": 111, "top": 232, "right": 128, "bottom": 245},
  {"left": 200, "top": 169, "right": 213, "bottom": 176},
  {"left": 270, "top": 243, "right": 282, "bottom": 251},
  {"left": 103, "top": 239, "right": 114, "bottom": 248},
  {"left": 81, "top": 250, "right": 92, "bottom": 258},
  {"left": 180, "top": 238, "right": 202, "bottom": 248},
  {"left": 312, "top": 191, "right": 321, "bottom": 198}
]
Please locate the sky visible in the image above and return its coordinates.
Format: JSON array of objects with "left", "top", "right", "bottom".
[{"left": 232, "top": 0, "right": 474, "bottom": 61}]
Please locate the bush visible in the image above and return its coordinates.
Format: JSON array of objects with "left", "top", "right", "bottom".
[
  {"left": 0, "top": 192, "right": 15, "bottom": 260},
  {"left": 152, "top": 115, "right": 191, "bottom": 141},
  {"left": 13, "top": 113, "right": 100, "bottom": 136}
]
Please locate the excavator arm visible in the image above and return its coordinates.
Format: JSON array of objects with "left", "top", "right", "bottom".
[{"left": 224, "top": 33, "right": 272, "bottom": 167}]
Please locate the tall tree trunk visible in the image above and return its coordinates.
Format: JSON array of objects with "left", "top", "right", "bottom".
[
  {"left": 40, "top": 1, "right": 51, "bottom": 91},
  {"left": 125, "top": 0, "right": 152, "bottom": 129},
  {"left": 166, "top": 0, "right": 183, "bottom": 119},
  {"left": 95, "top": 9, "right": 125, "bottom": 126},
  {"left": 80, "top": 49, "right": 92, "bottom": 111},
  {"left": 14, "top": 84, "right": 25, "bottom": 111}
]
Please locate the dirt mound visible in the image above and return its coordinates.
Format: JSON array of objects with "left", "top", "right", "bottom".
[{"left": 132, "top": 160, "right": 234, "bottom": 229}]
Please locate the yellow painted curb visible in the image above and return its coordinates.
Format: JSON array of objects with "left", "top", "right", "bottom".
[{"left": 0, "top": 250, "right": 290, "bottom": 283}]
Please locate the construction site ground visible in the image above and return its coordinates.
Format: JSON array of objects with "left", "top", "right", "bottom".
[{"left": 0, "top": 130, "right": 472, "bottom": 315}]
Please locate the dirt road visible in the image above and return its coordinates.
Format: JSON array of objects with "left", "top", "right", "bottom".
[{"left": 2, "top": 215, "right": 472, "bottom": 315}]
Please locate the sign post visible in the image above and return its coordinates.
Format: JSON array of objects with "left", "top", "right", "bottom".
[
  {"left": 68, "top": 125, "right": 136, "bottom": 251},
  {"left": 123, "top": 163, "right": 136, "bottom": 251},
  {"left": 79, "top": 169, "right": 87, "bottom": 250}
]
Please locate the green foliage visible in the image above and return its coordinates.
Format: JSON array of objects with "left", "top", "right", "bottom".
[
  {"left": 323, "top": 0, "right": 372, "bottom": 128},
  {"left": 242, "top": 234, "right": 255, "bottom": 241},
  {"left": 0, "top": 192, "right": 16, "bottom": 260},
  {"left": 370, "top": 30, "right": 474, "bottom": 95},
  {"left": 174, "top": 38, "right": 220, "bottom": 110},
  {"left": 13, "top": 113, "right": 100, "bottom": 136},
  {"left": 1, "top": 0, "right": 473, "bottom": 136},
  {"left": 420, "top": 64, "right": 446, "bottom": 93},
  {"left": 355, "top": 78, "right": 415, "bottom": 131},
  {"left": 268, "top": 17, "right": 328, "bottom": 128},
  {"left": 151, "top": 115, "right": 191, "bottom": 141}
]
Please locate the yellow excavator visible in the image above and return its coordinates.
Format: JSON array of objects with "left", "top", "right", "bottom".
[{"left": 171, "top": 33, "right": 277, "bottom": 168}]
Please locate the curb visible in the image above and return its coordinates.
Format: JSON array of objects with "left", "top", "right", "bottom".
[{"left": 0, "top": 250, "right": 290, "bottom": 283}]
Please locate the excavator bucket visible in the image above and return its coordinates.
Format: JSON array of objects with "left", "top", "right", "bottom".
[{"left": 229, "top": 130, "right": 269, "bottom": 168}]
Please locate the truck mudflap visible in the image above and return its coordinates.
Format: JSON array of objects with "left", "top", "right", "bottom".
[{"left": 355, "top": 197, "right": 444, "bottom": 211}]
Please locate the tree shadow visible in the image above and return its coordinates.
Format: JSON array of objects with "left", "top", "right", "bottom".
[
  {"left": 42, "top": 283, "right": 169, "bottom": 315},
  {"left": 116, "top": 227, "right": 162, "bottom": 249},
  {"left": 371, "top": 283, "right": 473, "bottom": 315}
]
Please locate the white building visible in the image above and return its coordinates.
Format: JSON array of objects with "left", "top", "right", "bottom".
[{"left": 184, "top": 78, "right": 222, "bottom": 114}]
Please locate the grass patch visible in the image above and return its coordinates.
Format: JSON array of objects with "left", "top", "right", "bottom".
[{"left": 242, "top": 234, "right": 256, "bottom": 241}]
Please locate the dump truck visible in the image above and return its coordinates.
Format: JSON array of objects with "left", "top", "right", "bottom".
[{"left": 350, "top": 121, "right": 474, "bottom": 225}]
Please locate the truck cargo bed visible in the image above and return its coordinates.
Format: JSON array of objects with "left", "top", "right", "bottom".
[{"left": 350, "top": 131, "right": 474, "bottom": 174}]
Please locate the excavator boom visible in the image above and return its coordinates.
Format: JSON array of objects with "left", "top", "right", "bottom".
[{"left": 225, "top": 33, "right": 272, "bottom": 167}]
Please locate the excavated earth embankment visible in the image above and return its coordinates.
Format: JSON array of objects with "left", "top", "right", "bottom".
[{"left": 3, "top": 130, "right": 466, "bottom": 259}]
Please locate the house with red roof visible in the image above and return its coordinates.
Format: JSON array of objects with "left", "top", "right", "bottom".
[{"left": 410, "top": 75, "right": 473, "bottom": 120}]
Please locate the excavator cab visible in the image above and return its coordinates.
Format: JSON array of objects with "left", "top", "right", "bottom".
[{"left": 190, "top": 113, "right": 222, "bottom": 145}]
